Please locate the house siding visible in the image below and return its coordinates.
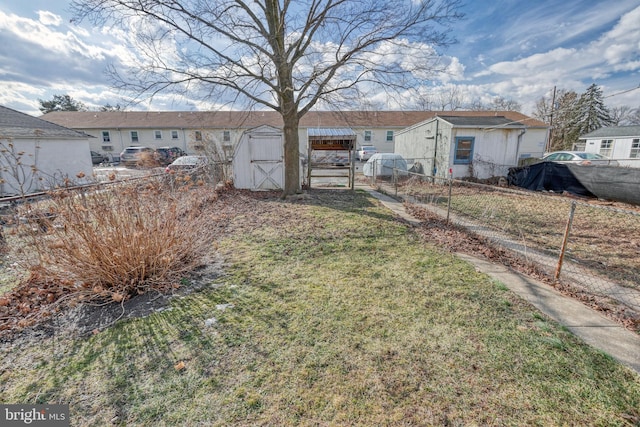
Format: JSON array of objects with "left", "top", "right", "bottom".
[
  {"left": 395, "top": 116, "right": 547, "bottom": 180},
  {"left": 583, "top": 136, "right": 640, "bottom": 168}
]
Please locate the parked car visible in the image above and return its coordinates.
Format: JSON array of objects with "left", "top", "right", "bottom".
[
  {"left": 154, "top": 146, "right": 186, "bottom": 165},
  {"left": 120, "top": 146, "right": 153, "bottom": 167},
  {"left": 541, "top": 151, "right": 619, "bottom": 166},
  {"left": 91, "top": 151, "right": 107, "bottom": 165},
  {"left": 356, "top": 145, "right": 377, "bottom": 161},
  {"left": 165, "top": 156, "right": 209, "bottom": 173}
]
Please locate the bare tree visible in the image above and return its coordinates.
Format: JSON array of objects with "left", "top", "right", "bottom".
[
  {"left": 435, "top": 85, "right": 464, "bottom": 110},
  {"left": 609, "top": 105, "right": 634, "bottom": 125},
  {"left": 533, "top": 89, "right": 579, "bottom": 151},
  {"left": 70, "top": 0, "right": 463, "bottom": 196},
  {"left": 627, "top": 107, "right": 640, "bottom": 125},
  {"left": 468, "top": 96, "right": 521, "bottom": 112}
]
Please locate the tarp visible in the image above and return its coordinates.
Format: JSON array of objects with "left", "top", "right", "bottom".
[
  {"left": 567, "top": 164, "right": 640, "bottom": 206},
  {"left": 363, "top": 153, "right": 408, "bottom": 177},
  {"left": 507, "top": 162, "right": 595, "bottom": 197},
  {"left": 509, "top": 162, "right": 640, "bottom": 206}
]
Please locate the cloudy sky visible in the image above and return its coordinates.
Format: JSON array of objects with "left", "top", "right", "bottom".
[{"left": 0, "top": 0, "right": 639, "bottom": 117}]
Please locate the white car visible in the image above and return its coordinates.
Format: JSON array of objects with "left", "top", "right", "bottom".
[
  {"left": 542, "top": 151, "right": 619, "bottom": 166},
  {"left": 356, "top": 145, "right": 377, "bottom": 161}
]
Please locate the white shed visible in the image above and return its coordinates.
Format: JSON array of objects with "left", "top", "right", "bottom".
[
  {"left": 0, "top": 106, "right": 93, "bottom": 197},
  {"left": 394, "top": 115, "right": 547, "bottom": 180},
  {"left": 233, "top": 125, "right": 286, "bottom": 190}
]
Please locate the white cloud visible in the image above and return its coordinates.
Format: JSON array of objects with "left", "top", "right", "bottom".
[{"left": 37, "top": 10, "right": 62, "bottom": 26}]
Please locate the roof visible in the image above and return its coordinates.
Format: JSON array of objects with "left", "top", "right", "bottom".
[
  {"left": 0, "top": 105, "right": 89, "bottom": 139},
  {"left": 41, "top": 110, "right": 548, "bottom": 130},
  {"left": 438, "top": 115, "right": 525, "bottom": 128},
  {"left": 307, "top": 128, "right": 357, "bottom": 139},
  {"left": 580, "top": 125, "right": 640, "bottom": 139}
]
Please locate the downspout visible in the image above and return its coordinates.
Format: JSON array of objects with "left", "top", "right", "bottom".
[
  {"left": 516, "top": 128, "right": 526, "bottom": 167},
  {"left": 433, "top": 119, "right": 439, "bottom": 178}
]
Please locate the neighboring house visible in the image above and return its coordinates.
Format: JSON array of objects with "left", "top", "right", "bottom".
[
  {"left": 41, "top": 110, "right": 545, "bottom": 164},
  {"left": 394, "top": 115, "right": 548, "bottom": 180},
  {"left": 0, "top": 106, "right": 92, "bottom": 197},
  {"left": 579, "top": 126, "right": 640, "bottom": 168}
]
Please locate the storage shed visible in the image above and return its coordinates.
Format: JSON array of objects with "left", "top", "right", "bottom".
[
  {"left": 232, "top": 124, "right": 309, "bottom": 191},
  {"left": 0, "top": 105, "right": 92, "bottom": 197}
]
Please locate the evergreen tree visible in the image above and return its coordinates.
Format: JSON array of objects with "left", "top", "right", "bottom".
[
  {"left": 566, "top": 84, "right": 613, "bottom": 147},
  {"left": 38, "top": 94, "right": 87, "bottom": 114}
]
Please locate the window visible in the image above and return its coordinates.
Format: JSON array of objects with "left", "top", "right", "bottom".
[
  {"left": 223, "top": 130, "right": 231, "bottom": 143},
  {"left": 386, "top": 130, "right": 394, "bottom": 142},
  {"left": 102, "top": 131, "right": 111, "bottom": 142},
  {"left": 130, "top": 131, "right": 139, "bottom": 143},
  {"left": 171, "top": 130, "right": 179, "bottom": 139},
  {"left": 631, "top": 139, "right": 640, "bottom": 158},
  {"left": 600, "top": 139, "right": 613, "bottom": 157},
  {"left": 454, "top": 137, "right": 474, "bottom": 164},
  {"left": 364, "top": 130, "right": 372, "bottom": 142},
  {"left": 154, "top": 130, "right": 162, "bottom": 140},
  {"left": 195, "top": 131, "right": 202, "bottom": 141}
]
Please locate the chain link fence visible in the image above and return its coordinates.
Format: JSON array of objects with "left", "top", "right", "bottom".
[{"left": 365, "top": 165, "right": 640, "bottom": 314}]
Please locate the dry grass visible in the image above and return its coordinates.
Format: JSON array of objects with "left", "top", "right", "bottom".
[
  {"left": 0, "top": 189, "right": 638, "bottom": 426},
  {"left": 0, "top": 191, "right": 640, "bottom": 426},
  {"left": 398, "top": 177, "right": 640, "bottom": 291}
]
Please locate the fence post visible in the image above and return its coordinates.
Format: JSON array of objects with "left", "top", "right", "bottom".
[
  {"left": 446, "top": 168, "right": 453, "bottom": 224},
  {"left": 555, "top": 201, "right": 576, "bottom": 281},
  {"left": 393, "top": 159, "right": 398, "bottom": 197}
]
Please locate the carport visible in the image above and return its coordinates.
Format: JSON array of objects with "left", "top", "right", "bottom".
[{"left": 306, "top": 128, "right": 356, "bottom": 189}]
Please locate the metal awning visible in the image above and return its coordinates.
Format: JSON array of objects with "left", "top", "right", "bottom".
[{"left": 307, "top": 128, "right": 356, "bottom": 150}]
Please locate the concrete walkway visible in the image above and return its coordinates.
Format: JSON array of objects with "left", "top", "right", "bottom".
[{"left": 360, "top": 185, "right": 640, "bottom": 374}]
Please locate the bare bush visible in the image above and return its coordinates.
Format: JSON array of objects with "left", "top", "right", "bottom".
[{"left": 0, "top": 179, "right": 220, "bottom": 332}]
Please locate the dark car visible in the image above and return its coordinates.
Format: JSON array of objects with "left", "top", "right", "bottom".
[
  {"left": 91, "top": 151, "right": 107, "bottom": 165},
  {"left": 120, "top": 146, "right": 153, "bottom": 167},
  {"left": 155, "top": 146, "right": 187, "bottom": 165}
]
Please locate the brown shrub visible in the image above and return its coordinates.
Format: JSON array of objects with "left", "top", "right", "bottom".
[{"left": 0, "top": 179, "right": 220, "bottom": 332}]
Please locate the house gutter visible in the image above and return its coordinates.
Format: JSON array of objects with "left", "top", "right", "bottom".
[
  {"left": 516, "top": 128, "right": 526, "bottom": 166},
  {"left": 433, "top": 118, "right": 439, "bottom": 177}
]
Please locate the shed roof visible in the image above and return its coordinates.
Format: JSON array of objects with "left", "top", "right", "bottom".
[
  {"left": 307, "top": 128, "right": 357, "bottom": 139},
  {"left": 580, "top": 125, "right": 640, "bottom": 139},
  {"left": 438, "top": 115, "right": 525, "bottom": 128},
  {"left": 0, "top": 105, "right": 89, "bottom": 139}
]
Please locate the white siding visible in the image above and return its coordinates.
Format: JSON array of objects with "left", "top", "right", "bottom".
[
  {"left": 233, "top": 125, "right": 285, "bottom": 190},
  {"left": 0, "top": 138, "right": 92, "bottom": 196},
  {"left": 395, "top": 117, "right": 538, "bottom": 180}
]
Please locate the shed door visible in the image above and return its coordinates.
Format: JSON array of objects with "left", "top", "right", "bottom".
[{"left": 249, "top": 134, "right": 283, "bottom": 190}]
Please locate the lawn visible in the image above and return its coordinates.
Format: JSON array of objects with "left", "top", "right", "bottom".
[
  {"left": 399, "top": 177, "right": 640, "bottom": 291},
  {"left": 0, "top": 189, "right": 638, "bottom": 426}
]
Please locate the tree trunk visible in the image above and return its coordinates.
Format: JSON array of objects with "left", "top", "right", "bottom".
[{"left": 281, "top": 111, "right": 300, "bottom": 196}]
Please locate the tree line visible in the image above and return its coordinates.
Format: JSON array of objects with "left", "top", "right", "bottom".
[{"left": 533, "top": 83, "right": 640, "bottom": 152}]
